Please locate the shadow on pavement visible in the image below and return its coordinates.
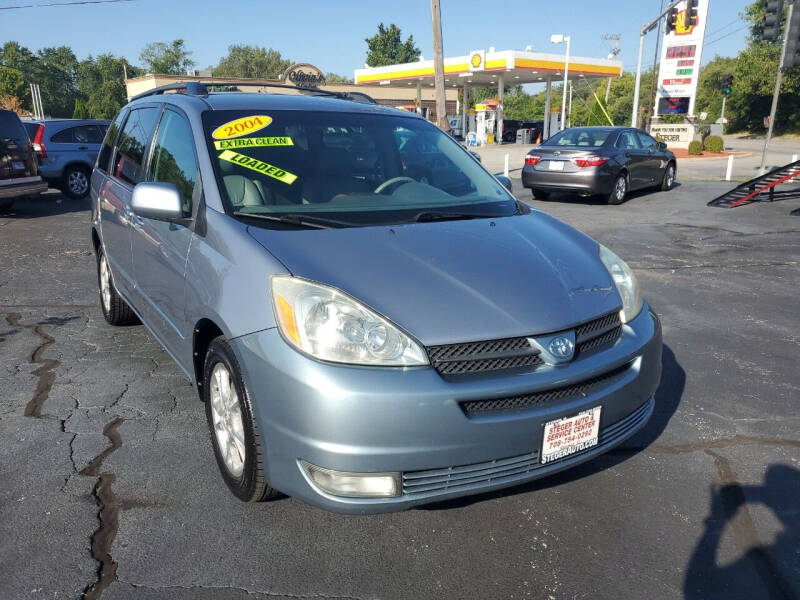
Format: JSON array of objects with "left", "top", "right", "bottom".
[
  {"left": 684, "top": 464, "right": 800, "bottom": 600},
  {"left": 0, "top": 192, "right": 88, "bottom": 219},
  {"left": 532, "top": 182, "right": 684, "bottom": 206},
  {"left": 421, "top": 344, "right": 685, "bottom": 510}
]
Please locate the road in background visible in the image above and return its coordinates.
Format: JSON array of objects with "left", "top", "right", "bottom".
[{"left": 1, "top": 187, "right": 798, "bottom": 600}]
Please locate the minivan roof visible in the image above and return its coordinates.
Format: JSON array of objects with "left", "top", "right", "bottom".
[{"left": 130, "top": 91, "right": 421, "bottom": 117}]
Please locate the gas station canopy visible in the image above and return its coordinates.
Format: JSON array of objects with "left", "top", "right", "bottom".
[{"left": 354, "top": 48, "right": 623, "bottom": 88}]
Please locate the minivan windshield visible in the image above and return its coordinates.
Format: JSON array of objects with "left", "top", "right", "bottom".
[
  {"left": 542, "top": 128, "right": 611, "bottom": 148},
  {"left": 202, "top": 109, "right": 517, "bottom": 227}
]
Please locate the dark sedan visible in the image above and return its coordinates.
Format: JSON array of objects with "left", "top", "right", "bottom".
[{"left": 521, "top": 127, "right": 676, "bottom": 204}]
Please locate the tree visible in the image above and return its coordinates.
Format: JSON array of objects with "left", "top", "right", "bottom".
[
  {"left": 325, "top": 72, "right": 353, "bottom": 83},
  {"left": 0, "top": 66, "right": 24, "bottom": 97},
  {"left": 0, "top": 94, "right": 24, "bottom": 114},
  {"left": 139, "top": 39, "right": 194, "bottom": 75},
  {"left": 214, "top": 45, "right": 291, "bottom": 79},
  {"left": 365, "top": 23, "right": 420, "bottom": 67},
  {"left": 72, "top": 98, "right": 88, "bottom": 119}
]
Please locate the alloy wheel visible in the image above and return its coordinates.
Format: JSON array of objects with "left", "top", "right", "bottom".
[
  {"left": 99, "top": 254, "right": 111, "bottom": 313},
  {"left": 616, "top": 177, "right": 626, "bottom": 201},
  {"left": 209, "top": 362, "right": 246, "bottom": 477},
  {"left": 68, "top": 170, "right": 89, "bottom": 197}
]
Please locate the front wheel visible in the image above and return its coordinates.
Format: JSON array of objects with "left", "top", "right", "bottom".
[
  {"left": 203, "top": 337, "right": 280, "bottom": 503},
  {"left": 97, "top": 248, "right": 138, "bottom": 326},
  {"left": 661, "top": 163, "right": 675, "bottom": 191},
  {"left": 607, "top": 174, "right": 627, "bottom": 205}
]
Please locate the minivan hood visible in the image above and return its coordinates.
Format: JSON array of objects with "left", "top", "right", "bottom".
[{"left": 247, "top": 212, "right": 621, "bottom": 345}]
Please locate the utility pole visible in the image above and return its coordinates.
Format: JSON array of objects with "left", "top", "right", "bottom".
[
  {"left": 430, "top": 0, "right": 448, "bottom": 130},
  {"left": 646, "top": 0, "right": 666, "bottom": 129},
  {"left": 760, "top": 1, "right": 795, "bottom": 174},
  {"left": 602, "top": 34, "right": 620, "bottom": 104},
  {"left": 632, "top": 1, "right": 679, "bottom": 127}
]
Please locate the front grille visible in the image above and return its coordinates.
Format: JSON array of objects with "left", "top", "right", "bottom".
[
  {"left": 427, "top": 336, "right": 542, "bottom": 376},
  {"left": 426, "top": 311, "right": 622, "bottom": 377},
  {"left": 459, "top": 360, "right": 633, "bottom": 417},
  {"left": 402, "top": 397, "right": 653, "bottom": 497}
]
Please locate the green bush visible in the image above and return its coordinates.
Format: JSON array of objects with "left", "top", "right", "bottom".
[
  {"left": 703, "top": 135, "right": 724, "bottom": 153},
  {"left": 688, "top": 140, "right": 703, "bottom": 155}
]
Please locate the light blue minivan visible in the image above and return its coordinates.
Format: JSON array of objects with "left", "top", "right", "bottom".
[{"left": 90, "top": 83, "right": 662, "bottom": 514}]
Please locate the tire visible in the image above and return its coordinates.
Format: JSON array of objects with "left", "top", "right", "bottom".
[
  {"left": 62, "top": 165, "right": 90, "bottom": 199},
  {"left": 97, "top": 248, "right": 138, "bottom": 326},
  {"left": 607, "top": 174, "right": 627, "bottom": 205},
  {"left": 203, "top": 337, "right": 279, "bottom": 503},
  {"left": 532, "top": 189, "right": 550, "bottom": 200},
  {"left": 0, "top": 200, "right": 13, "bottom": 214},
  {"left": 661, "top": 162, "right": 676, "bottom": 191}
]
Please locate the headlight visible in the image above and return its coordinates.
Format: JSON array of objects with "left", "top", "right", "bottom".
[
  {"left": 598, "top": 244, "right": 643, "bottom": 324},
  {"left": 271, "top": 276, "right": 428, "bottom": 366}
]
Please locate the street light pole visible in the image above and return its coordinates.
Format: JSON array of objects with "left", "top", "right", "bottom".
[
  {"left": 561, "top": 36, "right": 570, "bottom": 131},
  {"left": 759, "top": 0, "right": 794, "bottom": 174}
]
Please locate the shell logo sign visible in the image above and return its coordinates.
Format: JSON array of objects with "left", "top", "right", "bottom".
[
  {"left": 469, "top": 50, "right": 485, "bottom": 72},
  {"left": 674, "top": 8, "right": 697, "bottom": 35}
]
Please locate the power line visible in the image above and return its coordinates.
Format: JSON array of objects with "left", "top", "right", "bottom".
[
  {"left": 704, "top": 25, "right": 750, "bottom": 48},
  {"left": 0, "top": 0, "right": 134, "bottom": 10},
  {"left": 705, "top": 17, "right": 744, "bottom": 39}
]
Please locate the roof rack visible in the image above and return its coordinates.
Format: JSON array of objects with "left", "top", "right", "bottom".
[{"left": 130, "top": 81, "right": 376, "bottom": 104}]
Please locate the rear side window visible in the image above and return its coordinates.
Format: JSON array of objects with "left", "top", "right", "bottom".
[
  {"left": 0, "top": 110, "right": 29, "bottom": 144},
  {"left": 97, "top": 111, "right": 127, "bottom": 174},
  {"left": 638, "top": 133, "right": 658, "bottom": 150},
  {"left": 111, "top": 107, "right": 160, "bottom": 186},
  {"left": 616, "top": 131, "right": 641, "bottom": 150},
  {"left": 51, "top": 125, "right": 106, "bottom": 144},
  {"left": 148, "top": 109, "right": 199, "bottom": 216}
]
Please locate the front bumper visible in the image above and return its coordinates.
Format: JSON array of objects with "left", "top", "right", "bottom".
[
  {"left": 233, "top": 306, "right": 662, "bottom": 514},
  {"left": 0, "top": 176, "right": 48, "bottom": 199},
  {"left": 521, "top": 164, "right": 615, "bottom": 195}
]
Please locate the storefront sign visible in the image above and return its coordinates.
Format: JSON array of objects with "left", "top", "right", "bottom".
[
  {"left": 649, "top": 124, "right": 696, "bottom": 148},
  {"left": 283, "top": 63, "right": 326, "bottom": 88},
  {"left": 469, "top": 50, "right": 485, "bottom": 72}
]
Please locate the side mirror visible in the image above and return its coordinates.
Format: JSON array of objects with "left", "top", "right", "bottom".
[
  {"left": 495, "top": 174, "right": 513, "bottom": 193},
  {"left": 131, "top": 182, "right": 184, "bottom": 221},
  {"left": 658, "top": 142, "right": 668, "bottom": 151}
]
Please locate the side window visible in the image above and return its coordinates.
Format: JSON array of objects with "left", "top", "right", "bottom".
[
  {"left": 638, "top": 133, "right": 658, "bottom": 150},
  {"left": 111, "top": 107, "right": 160, "bottom": 186},
  {"left": 51, "top": 127, "right": 75, "bottom": 143},
  {"left": 148, "top": 109, "right": 199, "bottom": 216},
  {"left": 616, "top": 131, "right": 641, "bottom": 150},
  {"left": 73, "top": 125, "right": 105, "bottom": 144},
  {"left": 97, "top": 111, "right": 127, "bottom": 174}
]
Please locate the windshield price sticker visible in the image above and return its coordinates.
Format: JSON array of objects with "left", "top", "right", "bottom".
[
  {"left": 214, "top": 137, "right": 293, "bottom": 150},
  {"left": 218, "top": 150, "right": 297, "bottom": 185},
  {"left": 541, "top": 406, "right": 601, "bottom": 464},
  {"left": 212, "top": 115, "right": 273, "bottom": 140}
]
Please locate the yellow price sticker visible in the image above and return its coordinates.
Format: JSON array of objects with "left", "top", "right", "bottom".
[
  {"left": 213, "top": 136, "right": 293, "bottom": 150},
  {"left": 212, "top": 115, "right": 272, "bottom": 140},
  {"left": 218, "top": 150, "right": 298, "bottom": 185}
]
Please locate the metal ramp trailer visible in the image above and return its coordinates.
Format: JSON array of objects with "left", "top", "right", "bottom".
[{"left": 708, "top": 158, "right": 800, "bottom": 215}]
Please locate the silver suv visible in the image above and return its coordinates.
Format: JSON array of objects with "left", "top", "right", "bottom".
[{"left": 91, "top": 83, "right": 662, "bottom": 514}]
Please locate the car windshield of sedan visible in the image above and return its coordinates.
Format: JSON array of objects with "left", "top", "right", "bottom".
[
  {"left": 202, "top": 109, "right": 516, "bottom": 226},
  {"left": 543, "top": 128, "right": 611, "bottom": 148}
]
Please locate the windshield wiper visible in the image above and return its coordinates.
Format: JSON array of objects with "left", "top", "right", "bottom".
[
  {"left": 233, "top": 212, "right": 359, "bottom": 229},
  {"left": 411, "top": 210, "right": 510, "bottom": 223}
]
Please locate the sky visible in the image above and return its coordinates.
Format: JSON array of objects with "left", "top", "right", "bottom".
[{"left": 1, "top": 0, "right": 753, "bottom": 85}]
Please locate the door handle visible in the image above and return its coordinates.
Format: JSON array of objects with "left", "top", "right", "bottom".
[{"left": 77, "top": 146, "right": 88, "bottom": 150}]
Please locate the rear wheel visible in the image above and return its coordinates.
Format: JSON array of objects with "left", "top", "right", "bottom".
[
  {"left": 203, "top": 337, "right": 279, "bottom": 503},
  {"left": 62, "top": 165, "right": 90, "bottom": 199},
  {"left": 607, "top": 174, "right": 627, "bottom": 205},
  {"left": 661, "top": 163, "right": 675, "bottom": 191},
  {"left": 97, "top": 248, "right": 138, "bottom": 326},
  {"left": 531, "top": 189, "right": 550, "bottom": 200}
]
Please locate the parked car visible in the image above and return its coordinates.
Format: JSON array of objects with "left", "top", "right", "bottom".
[
  {"left": 91, "top": 84, "right": 662, "bottom": 513},
  {"left": 22, "top": 119, "right": 109, "bottom": 199},
  {"left": 522, "top": 126, "right": 676, "bottom": 204},
  {"left": 0, "top": 109, "right": 48, "bottom": 213}
]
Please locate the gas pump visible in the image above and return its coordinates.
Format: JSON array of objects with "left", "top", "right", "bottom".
[{"left": 475, "top": 103, "right": 497, "bottom": 145}]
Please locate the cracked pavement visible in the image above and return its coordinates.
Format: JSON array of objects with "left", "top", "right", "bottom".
[{"left": 0, "top": 185, "right": 798, "bottom": 600}]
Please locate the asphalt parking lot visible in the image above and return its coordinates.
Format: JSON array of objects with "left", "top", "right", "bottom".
[{"left": 1, "top": 182, "right": 798, "bottom": 600}]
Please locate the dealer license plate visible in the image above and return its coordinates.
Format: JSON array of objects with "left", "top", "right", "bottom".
[
  {"left": 548, "top": 160, "right": 564, "bottom": 171},
  {"left": 541, "top": 406, "right": 601, "bottom": 464},
  {"left": 12, "top": 161, "right": 25, "bottom": 171}
]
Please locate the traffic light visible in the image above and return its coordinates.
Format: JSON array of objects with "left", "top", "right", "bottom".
[
  {"left": 721, "top": 74, "right": 734, "bottom": 95},
  {"left": 666, "top": 6, "right": 678, "bottom": 34},
  {"left": 784, "top": 1, "right": 800, "bottom": 69},
  {"left": 763, "top": 0, "right": 784, "bottom": 42},
  {"left": 687, "top": 0, "right": 699, "bottom": 26}
]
